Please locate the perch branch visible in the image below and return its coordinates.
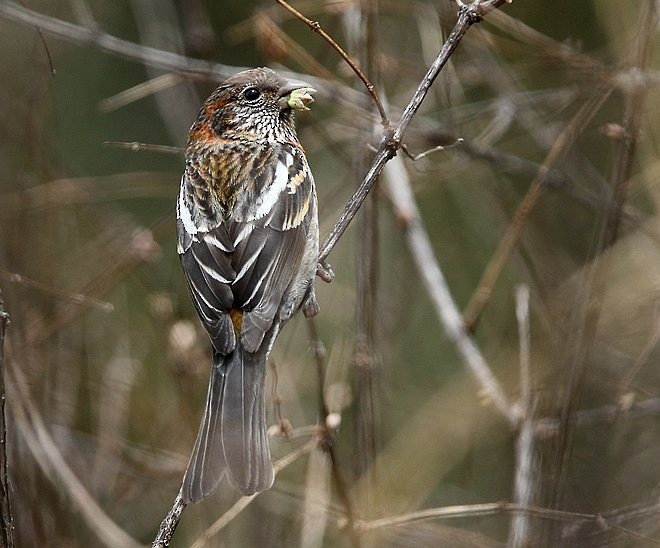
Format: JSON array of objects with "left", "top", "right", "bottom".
[{"left": 318, "top": 0, "right": 511, "bottom": 267}]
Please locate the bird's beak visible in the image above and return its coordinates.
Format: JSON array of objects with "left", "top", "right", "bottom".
[{"left": 278, "top": 78, "right": 316, "bottom": 111}]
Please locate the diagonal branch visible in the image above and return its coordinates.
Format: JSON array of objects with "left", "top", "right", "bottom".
[
  {"left": 383, "top": 154, "right": 518, "bottom": 425},
  {"left": 318, "top": 0, "right": 511, "bottom": 266}
]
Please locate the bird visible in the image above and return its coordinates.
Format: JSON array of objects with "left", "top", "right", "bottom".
[{"left": 176, "top": 67, "right": 319, "bottom": 502}]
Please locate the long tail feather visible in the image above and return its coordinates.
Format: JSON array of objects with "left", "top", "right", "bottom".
[{"left": 181, "top": 346, "right": 274, "bottom": 502}]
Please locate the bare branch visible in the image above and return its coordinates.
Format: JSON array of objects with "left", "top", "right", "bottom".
[
  {"left": 318, "top": 1, "right": 511, "bottom": 265},
  {"left": 152, "top": 491, "right": 186, "bottom": 548}
]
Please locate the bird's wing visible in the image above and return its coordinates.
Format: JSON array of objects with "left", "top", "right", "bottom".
[
  {"left": 177, "top": 142, "right": 315, "bottom": 354},
  {"left": 228, "top": 143, "right": 315, "bottom": 352}
]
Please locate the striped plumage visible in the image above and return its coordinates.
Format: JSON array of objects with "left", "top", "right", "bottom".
[{"left": 176, "top": 68, "right": 319, "bottom": 501}]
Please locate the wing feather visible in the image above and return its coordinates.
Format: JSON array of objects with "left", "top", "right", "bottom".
[{"left": 178, "top": 143, "right": 314, "bottom": 355}]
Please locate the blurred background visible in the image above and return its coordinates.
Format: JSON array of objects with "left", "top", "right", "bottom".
[{"left": 1, "top": 0, "right": 659, "bottom": 546}]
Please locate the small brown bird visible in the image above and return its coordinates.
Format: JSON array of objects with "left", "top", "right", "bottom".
[{"left": 177, "top": 67, "right": 319, "bottom": 501}]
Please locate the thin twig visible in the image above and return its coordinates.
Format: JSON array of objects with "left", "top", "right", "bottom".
[
  {"left": 355, "top": 501, "right": 593, "bottom": 530},
  {"left": 318, "top": 0, "right": 511, "bottom": 266},
  {"left": 615, "top": 310, "right": 660, "bottom": 401},
  {"left": 0, "top": 269, "right": 115, "bottom": 312},
  {"left": 602, "top": 0, "right": 656, "bottom": 247},
  {"left": 102, "top": 142, "right": 184, "bottom": 155},
  {"left": 0, "top": 294, "right": 14, "bottom": 548},
  {"left": 273, "top": 0, "right": 389, "bottom": 126},
  {"left": 99, "top": 73, "right": 189, "bottom": 113},
  {"left": 548, "top": 3, "right": 658, "bottom": 523},
  {"left": 535, "top": 396, "right": 660, "bottom": 435},
  {"left": 355, "top": 500, "right": 660, "bottom": 544},
  {"left": 17, "top": 0, "right": 55, "bottom": 76},
  {"left": 352, "top": 0, "right": 381, "bottom": 528}
]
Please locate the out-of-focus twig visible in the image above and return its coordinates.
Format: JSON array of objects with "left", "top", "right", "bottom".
[
  {"left": 0, "top": 269, "right": 114, "bottom": 312},
  {"left": 355, "top": 500, "right": 660, "bottom": 544},
  {"left": 103, "top": 142, "right": 184, "bottom": 155},
  {"left": 0, "top": 1, "right": 236, "bottom": 79},
  {"left": 383, "top": 154, "right": 517, "bottom": 425},
  {"left": 535, "top": 396, "right": 660, "bottom": 435},
  {"left": 8, "top": 364, "right": 143, "bottom": 548},
  {"left": 307, "top": 319, "right": 360, "bottom": 548},
  {"left": 28, "top": 215, "right": 168, "bottom": 345},
  {"left": 508, "top": 285, "right": 535, "bottom": 547},
  {"left": 318, "top": 0, "right": 512, "bottom": 268},
  {"left": 462, "top": 87, "right": 614, "bottom": 331},
  {"left": 0, "top": 293, "right": 14, "bottom": 548},
  {"left": 99, "top": 73, "right": 190, "bottom": 113},
  {"left": 602, "top": 1, "right": 656, "bottom": 248},
  {"left": 548, "top": 4, "right": 658, "bottom": 528},
  {"left": 351, "top": 0, "right": 381, "bottom": 527},
  {"left": 273, "top": 0, "right": 389, "bottom": 125},
  {"left": 255, "top": 11, "right": 336, "bottom": 81},
  {"left": 615, "top": 311, "right": 660, "bottom": 401}
]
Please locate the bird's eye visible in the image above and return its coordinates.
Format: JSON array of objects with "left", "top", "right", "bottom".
[{"left": 242, "top": 87, "right": 262, "bottom": 101}]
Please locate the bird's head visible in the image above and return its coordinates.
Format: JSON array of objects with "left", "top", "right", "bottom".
[{"left": 193, "top": 67, "right": 316, "bottom": 145}]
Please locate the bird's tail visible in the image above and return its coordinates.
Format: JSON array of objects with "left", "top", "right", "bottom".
[{"left": 181, "top": 345, "right": 274, "bottom": 502}]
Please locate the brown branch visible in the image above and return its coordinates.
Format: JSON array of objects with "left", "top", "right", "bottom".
[
  {"left": 0, "top": 293, "right": 14, "bottom": 548},
  {"left": 318, "top": 0, "right": 511, "bottom": 267},
  {"left": 601, "top": 0, "right": 657, "bottom": 248},
  {"left": 273, "top": 0, "right": 389, "bottom": 126}
]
